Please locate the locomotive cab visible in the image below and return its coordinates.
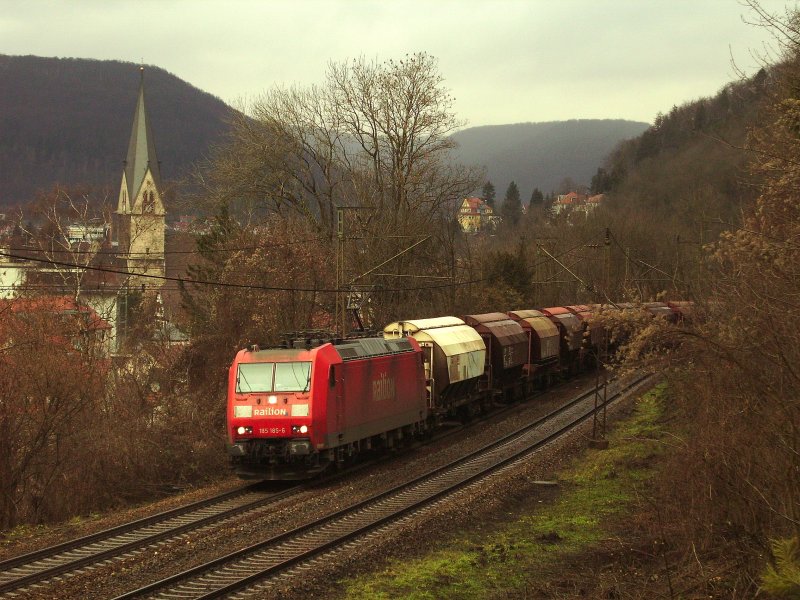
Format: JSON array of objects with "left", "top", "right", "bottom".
[
  {"left": 228, "top": 348, "right": 320, "bottom": 478},
  {"left": 227, "top": 337, "right": 427, "bottom": 480}
]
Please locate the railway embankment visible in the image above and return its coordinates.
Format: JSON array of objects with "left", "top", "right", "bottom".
[
  {"left": 2, "top": 378, "right": 727, "bottom": 599},
  {"left": 333, "top": 384, "right": 696, "bottom": 599}
]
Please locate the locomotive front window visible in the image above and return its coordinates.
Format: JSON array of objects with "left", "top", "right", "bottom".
[
  {"left": 274, "top": 362, "right": 312, "bottom": 392},
  {"left": 236, "top": 362, "right": 275, "bottom": 393}
]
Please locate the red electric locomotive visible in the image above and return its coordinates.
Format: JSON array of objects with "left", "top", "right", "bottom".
[{"left": 227, "top": 336, "right": 427, "bottom": 479}]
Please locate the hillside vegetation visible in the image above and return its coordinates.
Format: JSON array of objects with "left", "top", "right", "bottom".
[
  {"left": 600, "top": 68, "right": 767, "bottom": 219},
  {"left": 451, "top": 119, "right": 649, "bottom": 198},
  {"left": 587, "top": 17, "right": 800, "bottom": 596}
]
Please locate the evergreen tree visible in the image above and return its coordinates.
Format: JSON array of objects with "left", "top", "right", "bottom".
[
  {"left": 482, "top": 180, "right": 496, "bottom": 208},
  {"left": 692, "top": 101, "right": 707, "bottom": 131},
  {"left": 590, "top": 168, "right": 612, "bottom": 194},
  {"left": 486, "top": 238, "right": 530, "bottom": 298},
  {"left": 529, "top": 187, "right": 544, "bottom": 205},
  {"left": 501, "top": 180, "right": 522, "bottom": 226}
]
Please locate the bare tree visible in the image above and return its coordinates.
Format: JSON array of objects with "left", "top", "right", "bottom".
[
  {"left": 0, "top": 299, "right": 107, "bottom": 527},
  {"left": 18, "top": 186, "right": 114, "bottom": 302},
  {"left": 193, "top": 53, "right": 482, "bottom": 324}
]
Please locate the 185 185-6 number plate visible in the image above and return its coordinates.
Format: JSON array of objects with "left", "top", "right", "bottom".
[{"left": 259, "top": 427, "right": 287, "bottom": 435}]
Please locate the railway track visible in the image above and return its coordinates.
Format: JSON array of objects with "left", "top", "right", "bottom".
[
  {"left": 115, "top": 374, "right": 652, "bottom": 600},
  {"left": 0, "top": 373, "right": 583, "bottom": 598},
  {"left": 0, "top": 484, "right": 303, "bottom": 597}
]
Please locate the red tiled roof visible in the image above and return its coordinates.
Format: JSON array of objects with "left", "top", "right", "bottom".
[
  {"left": 556, "top": 192, "right": 579, "bottom": 205},
  {"left": 556, "top": 192, "right": 592, "bottom": 205},
  {"left": 463, "top": 197, "right": 481, "bottom": 212},
  {"left": 0, "top": 296, "right": 112, "bottom": 330}
]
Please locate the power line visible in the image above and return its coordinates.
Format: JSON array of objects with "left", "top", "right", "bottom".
[
  {"left": 3, "top": 237, "right": 327, "bottom": 257},
  {"left": 0, "top": 250, "right": 488, "bottom": 294},
  {"left": 5, "top": 233, "right": 430, "bottom": 257},
  {"left": 606, "top": 230, "right": 686, "bottom": 287}
]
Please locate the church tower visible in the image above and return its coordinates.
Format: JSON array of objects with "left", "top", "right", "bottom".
[{"left": 116, "top": 67, "right": 165, "bottom": 289}]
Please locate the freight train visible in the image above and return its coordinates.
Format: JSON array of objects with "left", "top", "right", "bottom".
[{"left": 226, "top": 301, "right": 690, "bottom": 479}]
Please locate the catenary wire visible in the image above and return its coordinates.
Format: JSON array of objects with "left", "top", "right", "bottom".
[{"left": 0, "top": 250, "right": 488, "bottom": 294}]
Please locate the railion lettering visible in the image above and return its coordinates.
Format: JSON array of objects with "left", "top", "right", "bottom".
[
  {"left": 253, "top": 407, "right": 289, "bottom": 417},
  {"left": 372, "top": 373, "right": 396, "bottom": 403}
]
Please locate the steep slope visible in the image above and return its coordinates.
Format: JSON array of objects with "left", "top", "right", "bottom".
[
  {"left": 600, "top": 69, "right": 769, "bottom": 221},
  {"left": 451, "top": 119, "right": 649, "bottom": 198},
  {"left": 0, "top": 55, "right": 233, "bottom": 206}
]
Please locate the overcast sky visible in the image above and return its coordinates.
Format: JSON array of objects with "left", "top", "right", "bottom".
[{"left": 0, "top": 0, "right": 793, "bottom": 127}]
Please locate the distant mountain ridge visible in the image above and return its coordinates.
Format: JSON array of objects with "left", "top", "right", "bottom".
[
  {"left": 451, "top": 119, "right": 650, "bottom": 199},
  {"left": 0, "top": 55, "right": 648, "bottom": 210},
  {"left": 0, "top": 54, "right": 233, "bottom": 207}
]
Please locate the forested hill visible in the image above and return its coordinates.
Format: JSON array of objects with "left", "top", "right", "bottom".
[
  {"left": 451, "top": 119, "right": 650, "bottom": 198},
  {"left": 0, "top": 55, "right": 233, "bottom": 207},
  {"left": 597, "top": 68, "right": 769, "bottom": 221}
]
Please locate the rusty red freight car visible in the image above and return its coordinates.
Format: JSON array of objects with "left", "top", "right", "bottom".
[
  {"left": 667, "top": 300, "right": 693, "bottom": 322},
  {"left": 540, "top": 306, "right": 584, "bottom": 374},
  {"left": 227, "top": 337, "right": 427, "bottom": 479},
  {"left": 644, "top": 301, "right": 679, "bottom": 323},
  {"left": 565, "top": 304, "right": 608, "bottom": 365},
  {"left": 507, "top": 309, "right": 560, "bottom": 386},
  {"left": 462, "top": 313, "right": 528, "bottom": 401}
]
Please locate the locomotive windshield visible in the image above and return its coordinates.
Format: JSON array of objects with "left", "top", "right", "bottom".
[
  {"left": 275, "top": 362, "right": 312, "bottom": 392},
  {"left": 236, "top": 361, "right": 312, "bottom": 393}
]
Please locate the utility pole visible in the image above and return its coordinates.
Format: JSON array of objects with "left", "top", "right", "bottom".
[
  {"left": 624, "top": 246, "right": 630, "bottom": 291},
  {"left": 589, "top": 230, "right": 612, "bottom": 450},
  {"left": 534, "top": 241, "right": 541, "bottom": 305},
  {"left": 604, "top": 228, "right": 611, "bottom": 296},
  {"left": 336, "top": 207, "right": 346, "bottom": 339},
  {"left": 335, "top": 205, "right": 429, "bottom": 338},
  {"left": 698, "top": 216, "right": 705, "bottom": 298}
]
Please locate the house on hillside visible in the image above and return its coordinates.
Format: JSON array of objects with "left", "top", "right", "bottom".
[
  {"left": 67, "top": 222, "right": 110, "bottom": 244},
  {"left": 586, "top": 194, "right": 605, "bottom": 212},
  {"left": 458, "top": 197, "right": 499, "bottom": 233},
  {"left": 551, "top": 192, "right": 585, "bottom": 215},
  {"left": 0, "top": 248, "right": 28, "bottom": 299},
  {"left": 551, "top": 192, "right": 604, "bottom": 218}
]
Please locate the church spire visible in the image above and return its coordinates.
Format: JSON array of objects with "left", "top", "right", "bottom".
[
  {"left": 115, "top": 65, "right": 166, "bottom": 288},
  {"left": 123, "top": 66, "right": 161, "bottom": 203}
]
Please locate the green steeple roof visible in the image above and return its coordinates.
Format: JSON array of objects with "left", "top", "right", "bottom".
[{"left": 123, "top": 67, "right": 161, "bottom": 201}]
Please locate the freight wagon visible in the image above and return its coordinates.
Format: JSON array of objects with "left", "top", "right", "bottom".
[{"left": 227, "top": 300, "right": 692, "bottom": 479}]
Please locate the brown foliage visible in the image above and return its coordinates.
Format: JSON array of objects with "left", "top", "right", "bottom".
[
  {"left": 606, "top": 7, "right": 800, "bottom": 588},
  {"left": 180, "top": 216, "right": 333, "bottom": 412},
  {"left": 0, "top": 300, "right": 107, "bottom": 527},
  {"left": 0, "top": 292, "right": 228, "bottom": 530}
]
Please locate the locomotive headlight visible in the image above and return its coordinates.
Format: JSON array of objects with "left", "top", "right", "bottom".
[
  {"left": 300, "top": 425, "right": 308, "bottom": 434},
  {"left": 268, "top": 395, "right": 278, "bottom": 404},
  {"left": 291, "top": 424, "right": 310, "bottom": 435},
  {"left": 236, "top": 426, "right": 253, "bottom": 435}
]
